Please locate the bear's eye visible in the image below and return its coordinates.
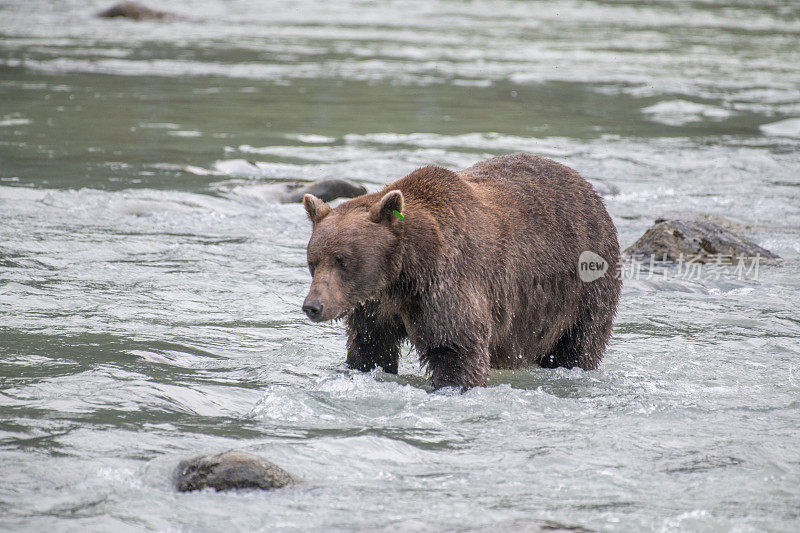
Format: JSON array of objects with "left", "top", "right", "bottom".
[
  {"left": 334, "top": 255, "right": 347, "bottom": 270},
  {"left": 307, "top": 261, "right": 316, "bottom": 275}
]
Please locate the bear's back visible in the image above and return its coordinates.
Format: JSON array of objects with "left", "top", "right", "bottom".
[
  {"left": 458, "top": 153, "right": 594, "bottom": 202},
  {"left": 457, "top": 153, "right": 616, "bottom": 263}
]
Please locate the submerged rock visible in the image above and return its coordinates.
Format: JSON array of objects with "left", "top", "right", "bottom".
[
  {"left": 624, "top": 218, "right": 780, "bottom": 263},
  {"left": 589, "top": 180, "right": 619, "bottom": 197},
  {"left": 281, "top": 179, "right": 367, "bottom": 203},
  {"left": 98, "top": 2, "right": 175, "bottom": 21},
  {"left": 174, "top": 451, "right": 294, "bottom": 492}
]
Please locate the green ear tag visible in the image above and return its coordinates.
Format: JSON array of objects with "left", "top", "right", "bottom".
[{"left": 392, "top": 210, "right": 404, "bottom": 220}]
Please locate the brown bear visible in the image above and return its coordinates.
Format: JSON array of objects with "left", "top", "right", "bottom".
[{"left": 302, "top": 153, "right": 621, "bottom": 390}]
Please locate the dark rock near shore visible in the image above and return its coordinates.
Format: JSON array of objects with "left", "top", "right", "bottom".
[
  {"left": 174, "top": 451, "right": 294, "bottom": 492},
  {"left": 281, "top": 179, "right": 367, "bottom": 203},
  {"left": 98, "top": 2, "right": 175, "bottom": 21},
  {"left": 624, "top": 218, "right": 780, "bottom": 263}
]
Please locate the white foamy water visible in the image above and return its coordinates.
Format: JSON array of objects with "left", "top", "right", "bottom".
[{"left": 760, "top": 118, "right": 800, "bottom": 138}]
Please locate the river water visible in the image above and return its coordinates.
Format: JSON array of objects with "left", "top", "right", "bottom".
[{"left": 1, "top": 1, "right": 799, "bottom": 531}]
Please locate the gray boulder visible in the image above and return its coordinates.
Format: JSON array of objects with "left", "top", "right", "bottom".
[
  {"left": 175, "top": 451, "right": 294, "bottom": 492},
  {"left": 624, "top": 218, "right": 779, "bottom": 263},
  {"left": 98, "top": 2, "right": 175, "bottom": 20},
  {"left": 280, "top": 179, "right": 367, "bottom": 203}
]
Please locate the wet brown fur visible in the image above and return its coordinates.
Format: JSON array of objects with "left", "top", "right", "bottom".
[{"left": 303, "top": 153, "right": 621, "bottom": 390}]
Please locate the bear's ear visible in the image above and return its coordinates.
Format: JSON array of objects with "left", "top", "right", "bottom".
[
  {"left": 369, "top": 190, "right": 404, "bottom": 224},
  {"left": 303, "top": 194, "right": 331, "bottom": 224}
]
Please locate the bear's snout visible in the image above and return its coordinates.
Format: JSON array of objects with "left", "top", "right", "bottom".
[{"left": 302, "top": 298, "right": 324, "bottom": 321}]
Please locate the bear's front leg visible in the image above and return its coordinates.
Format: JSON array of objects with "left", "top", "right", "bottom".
[
  {"left": 345, "top": 303, "right": 405, "bottom": 374},
  {"left": 425, "top": 345, "right": 490, "bottom": 391}
]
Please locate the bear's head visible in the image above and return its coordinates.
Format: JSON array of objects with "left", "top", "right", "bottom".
[{"left": 301, "top": 190, "right": 404, "bottom": 322}]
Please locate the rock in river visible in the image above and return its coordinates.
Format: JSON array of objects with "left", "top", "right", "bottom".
[
  {"left": 281, "top": 179, "right": 367, "bottom": 203},
  {"left": 175, "top": 451, "right": 294, "bottom": 492},
  {"left": 98, "top": 2, "right": 175, "bottom": 21},
  {"left": 624, "top": 218, "right": 780, "bottom": 263}
]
